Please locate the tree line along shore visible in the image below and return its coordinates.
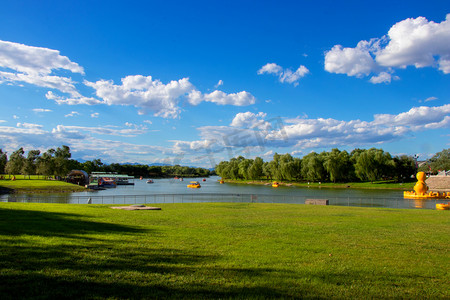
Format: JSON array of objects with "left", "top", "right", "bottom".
[
  {"left": 0, "top": 145, "right": 212, "bottom": 181},
  {"left": 216, "top": 148, "right": 450, "bottom": 184},
  {"left": 0, "top": 146, "right": 449, "bottom": 193}
]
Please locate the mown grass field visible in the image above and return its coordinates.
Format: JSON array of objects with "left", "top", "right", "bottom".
[
  {"left": 0, "top": 202, "right": 448, "bottom": 299},
  {"left": 0, "top": 176, "right": 85, "bottom": 193}
]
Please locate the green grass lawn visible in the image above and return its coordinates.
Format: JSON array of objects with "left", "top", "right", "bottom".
[
  {"left": 0, "top": 177, "right": 85, "bottom": 193},
  {"left": 0, "top": 203, "right": 448, "bottom": 299}
]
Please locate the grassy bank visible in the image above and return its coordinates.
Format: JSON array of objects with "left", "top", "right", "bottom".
[
  {"left": 0, "top": 202, "right": 448, "bottom": 299},
  {"left": 0, "top": 177, "right": 85, "bottom": 193},
  {"left": 223, "top": 178, "right": 416, "bottom": 190}
]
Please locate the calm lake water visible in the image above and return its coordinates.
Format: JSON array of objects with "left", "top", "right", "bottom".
[{"left": 1, "top": 176, "right": 445, "bottom": 209}]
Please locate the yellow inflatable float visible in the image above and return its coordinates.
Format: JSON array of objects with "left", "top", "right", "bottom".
[{"left": 403, "top": 172, "right": 450, "bottom": 200}]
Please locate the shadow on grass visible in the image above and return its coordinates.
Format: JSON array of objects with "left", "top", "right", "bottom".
[
  {"left": 0, "top": 207, "right": 143, "bottom": 237},
  {"left": 0, "top": 208, "right": 290, "bottom": 299}
]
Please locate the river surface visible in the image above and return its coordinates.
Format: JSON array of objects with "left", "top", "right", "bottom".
[{"left": 1, "top": 176, "right": 445, "bottom": 209}]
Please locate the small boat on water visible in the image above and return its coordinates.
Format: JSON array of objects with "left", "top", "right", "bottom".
[
  {"left": 272, "top": 181, "right": 279, "bottom": 188},
  {"left": 219, "top": 179, "right": 224, "bottom": 184},
  {"left": 98, "top": 177, "right": 117, "bottom": 188},
  {"left": 147, "top": 179, "right": 154, "bottom": 184},
  {"left": 436, "top": 203, "right": 449, "bottom": 210},
  {"left": 202, "top": 178, "right": 206, "bottom": 182},
  {"left": 187, "top": 181, "right": 201, "bottom": 188},
  {"left": 180, "top": 178, "right": 183, "bottom": 181}
]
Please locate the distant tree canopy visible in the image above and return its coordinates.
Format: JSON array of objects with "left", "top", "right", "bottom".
[
  {"left": 216, "top": 148, "right": 422, "bottom": 183},
  {"left": 0, "top": 146, "right": 211, "bottom": 179},
  {"left": 418, "top": 148, "right": 450, "bottom": 173}
]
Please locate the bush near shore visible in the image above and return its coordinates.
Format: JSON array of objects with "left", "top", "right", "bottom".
[{"left": 0, "top": 202, "right": 448, "bottom": 299}]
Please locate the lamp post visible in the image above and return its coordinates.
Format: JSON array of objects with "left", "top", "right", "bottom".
[{"left": 413, "top": 154, "right": 419, "bottom": 175}]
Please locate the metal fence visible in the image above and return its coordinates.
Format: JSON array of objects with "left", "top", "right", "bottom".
[{"left": 1, "top": 193, "right": 447, "bottom": 209}]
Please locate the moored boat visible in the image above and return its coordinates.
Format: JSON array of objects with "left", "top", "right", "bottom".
[
  {"left": 436, "top": 203, "right": 449, "bottom": 210},
  {"left": 187, "top": 181, "right": 201, "bottom": 188}
]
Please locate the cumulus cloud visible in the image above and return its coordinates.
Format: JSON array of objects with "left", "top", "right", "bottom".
[
  {"left": 230, "top": 112, "right": 269, "bottom": 129},
  {"left": 369, "top": 71, "right": 399, "bottom": 84},
  {"left": 325, "top": 14, "right": 450, "bottom": 82},
  {"left": 324, "top": 41, "right": 378, "bottom": 77},
  {"left": 187, "top": 90, "right": 256, "bottom": 106},
  {"left": 176, "top": 104, "right": 450, "bottom": 157},
  {"left": 90, "top": 112, "right": 99, "bottom": 118},
  {"left": 85, "top": 75, "right": 194, "bottom": 118},
  {"left": 258, "top": 63, "right": 309, "bottom": 86},
  {"left": 0, "top": 40, "right": 84, "bottom": 95},
  {"left": 1, "top": 40, "right": 258, "bottom": 119}
]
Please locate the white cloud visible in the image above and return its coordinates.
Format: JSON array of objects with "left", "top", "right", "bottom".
[
  {"left": 214, "top": 79, "right": 224, "bottom": 88},
  {"left": 91, "top": 112, "right": 99, "bottom": 118},
  {"left": 279, "top": 65, "right": 309, "bottom": 85},
  {"left": 65, "top": 111, "right": 80, "bottom": 117},
  {"left": 203, "top": 90, "right": 256, "bottom": 106},
  {"left": 257, "top": 63, "right": 283, "bottom": 75},
  {"left": 32, "top": 108, "right": 52, "bottom": 113},
  {"left": 178, "top": 104, "right": 450, "bottom": 156},
  {"left": 45, "top": 91, "right": 103, "bottom": 105},
  {"left": 85, "top": 75, "right": 194, "bottom": 118},
  {"left": 230, "top": 112, "right": 268, "bottom": 129},
  {"left": 369, "top": 71, "right": 399, "bottom": 84},
  {"left": 325, "top": 14, "right": 450, "bottom": 82},
  {"left": 258, "top": 63, "right": 309, "bottom": 86},
  {"left": 324, "top": 40, "right": 378, "bottom": 77},
  {"left": 188, "top": 89, "right": 256, "bottom": 106},
  {"left": 16, "top": 122, "right": 43, "bottom": 129},
  {"left": 376, "top": 15, "right": 450, "bottom": 72},
  {"left": 53, "top": 124, "right": 146, "bottom": 138},
  {"left": 0, "top": 40, "right": 84, "bottom": 96},
  {"left": 0, "top": 40, "right": 83, "bottom": 75},
  {"left": 424, "top": 96, "right": 438, "bottom": 102}
]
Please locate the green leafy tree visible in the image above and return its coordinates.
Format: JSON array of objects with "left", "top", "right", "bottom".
[
  {"left": 292, "top": 157, "right": 302, "bottom": 181},
  {"left": 248, "top": 157, "right": 264, "bottom": 180},
  {"left": 354, "top": 148, "right": 394, "bottom": 182},
  {"left": 301, "top": 152, "right": 326, "bottom": 182},
  {"left": 422, "top": 149, "right": 450, "bottom": 173},
  {"left": 262, "top": 161, "right": 272, "bottom": 180},
  {"left": 0, "top": 149, "right": 7, "bottom": 174},
  {"left": 238, "top": 158, "right": 253, "bottom": 180},
  {"left": 37, "top": 149, "right": 55, "bottom": 177},
  {"left": 280, "top": 153, "right": 295, "bottom": 181},
  {"left": 393, "top": 155, "right": 416, "bottom": 181},
  {"left": 22, "top": 150, "right": 41, "bottom": 178},
  {"left": 5, "top": 148, "right": 25, "bottom": 176},
  {"left": 323, "top": 149, "right": 352, "bottom": 182},
  {"left": 269, "top": 153, "right": 283, "bottom": 180}
]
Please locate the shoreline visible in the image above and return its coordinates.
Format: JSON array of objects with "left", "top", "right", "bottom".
[{"left": 222, "top": 179, "right": 416, "bottom": 190}]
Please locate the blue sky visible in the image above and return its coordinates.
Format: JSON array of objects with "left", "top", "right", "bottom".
[{"left": 0, "top": 0, "right": 449, "bottom": 168}]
